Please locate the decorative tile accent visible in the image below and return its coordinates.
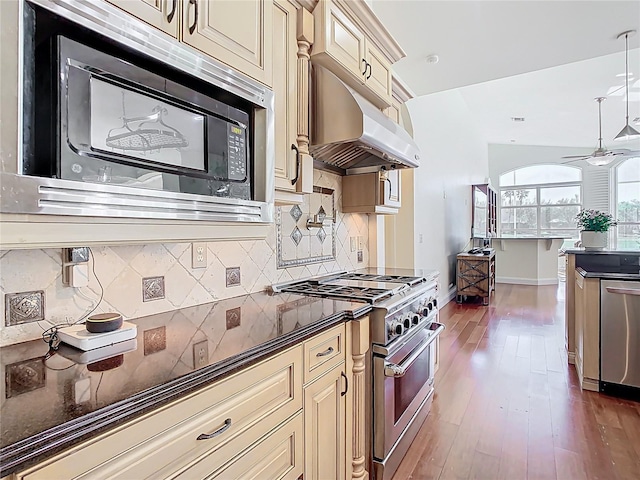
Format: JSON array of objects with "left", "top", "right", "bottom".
[
  {"left": 289, "top": 204, "right": 302, "bottom": 222},
  {"left": 142, "top": 276, "right": 165, "bottom": 302},
  {"left": 290, "top": 227, "right": 302, "bottom": 246},
  {"left": 6, "top": 357, "right": 46, "bottom": 398},
  {"left": 5, "top": 291, "right": 45, "bottom": 326},
  {"left": 317, "top": 228, "right": 327, "bottom": 244},
  {"left": 276, "top": 188, "right": 337, "bottom": 268},
  {"left": 225, "top": 307, "right": 241, "bottom": 329},
  {"left": 226, "top": 267, "right": 241, "bottom": 287},
  {"left": 143, "top": 326, "right": 166, "bottom": 355}
]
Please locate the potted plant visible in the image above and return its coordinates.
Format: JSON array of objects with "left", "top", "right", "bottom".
[{"left": 575, "top": 209, "right": 617, "bottom": 250}]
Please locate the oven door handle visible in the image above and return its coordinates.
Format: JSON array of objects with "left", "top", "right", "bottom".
[{"left": 384, "top": 323, "right": 444, "bottom": 378}]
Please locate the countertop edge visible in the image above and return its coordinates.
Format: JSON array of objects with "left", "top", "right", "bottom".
[
  {"left": 0, "top": 309, "right": 371, "bottom": 476},
  {"left": 576, "top": 267, "right": 640, "bottom": 281}
]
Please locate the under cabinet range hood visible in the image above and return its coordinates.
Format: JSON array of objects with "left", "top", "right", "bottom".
[{"left": 310, "top": 66, "right": 421, "bottom": 174}]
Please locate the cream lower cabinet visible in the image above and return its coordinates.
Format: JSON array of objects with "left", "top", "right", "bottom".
[
  {"left": 15, "top": 345, "right": 304, "bottom": 480},
  {"left": 574, "top": 274, "right": 600, "bottom": 391},
  {"left": 304, "top": 363, "right": 347, "bottom": 480},
  {"left": 13, "top": 320, "right": 371, "bottom": 480}
]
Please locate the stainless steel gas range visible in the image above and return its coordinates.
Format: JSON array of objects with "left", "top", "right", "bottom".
[{"left": 272, "top": 268, "right": 444, "bottom": 480}]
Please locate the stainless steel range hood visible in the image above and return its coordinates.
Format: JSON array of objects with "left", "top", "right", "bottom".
[{"left": 310, "top": 65, "right": 421, "bottom": 174}]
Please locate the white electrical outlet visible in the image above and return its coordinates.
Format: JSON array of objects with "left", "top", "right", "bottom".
[
  {"left": 192, "top": 243, "right": 207, "bottom": 268},
  {"left": 193, "top": 340, "right": 209, "bottom": 368},
  {"left": 350, "top": 237, "right": 357, "bottom": 252},
  {"left": 418, "top": 234, "right": 424, "bottom": 244}
]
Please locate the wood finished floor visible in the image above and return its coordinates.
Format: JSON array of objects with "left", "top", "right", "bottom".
[{"left": 392, "top": 284, "right": 640, "bottom": 480}]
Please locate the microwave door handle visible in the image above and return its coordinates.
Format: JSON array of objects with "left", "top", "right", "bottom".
[{"left": 384, "top": 324, "right": 444, "bottom": 377}]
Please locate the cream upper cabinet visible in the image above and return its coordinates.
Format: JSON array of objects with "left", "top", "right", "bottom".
[
  {"left": 342, "top": 170, "right": 401, "bottom": 214},
  {"left": 182, "top": 0, "right": 273, "bottom": 87},
  {"left": 304, "top": 363, "right": 347, "bottom": 480},
  {"left": 364, "top": 40, "right": 393, "bottom": 103},
  {"left": 273, "top": 0, "right": 303, "bottom": 205},
  {"left": 106, "top": 0, "right": 180, "bottom": 37},
  {"left": 312, "top": 0, "right": 398, "bottom": 108}
]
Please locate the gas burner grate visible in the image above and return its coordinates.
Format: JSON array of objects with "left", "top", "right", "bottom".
[
  {"left": 341, "top": 273, "right": 424, "bottom": 286},
  {"left": 279, "top": 281, "right": 393, "bottom": 304}
]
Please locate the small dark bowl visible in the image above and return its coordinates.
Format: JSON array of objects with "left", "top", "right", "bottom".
[{"left": 86, "top": 313, "right": 123, "bottom": 333}]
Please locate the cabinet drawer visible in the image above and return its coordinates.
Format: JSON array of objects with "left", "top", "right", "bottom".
[
  {"left": 304, "top": 324, "right": 345, "bottom": 384},
  {"left": 18, "top": 346, "right": 303, "bottom": 480},
  {"left": 178, "top": 412, "right": 303, "bottom": 479}
]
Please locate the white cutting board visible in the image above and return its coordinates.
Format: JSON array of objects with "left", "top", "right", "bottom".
[{"left": 57, "top": 321, "right": 137, "bottom": 351}]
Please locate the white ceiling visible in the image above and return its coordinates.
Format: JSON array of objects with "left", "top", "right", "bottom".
[{"left": 370, "top": 0, "right": 640, "bottom": 149}]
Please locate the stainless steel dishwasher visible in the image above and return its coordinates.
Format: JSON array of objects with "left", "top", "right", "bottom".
[{"left": 600, "top": 279, "right": 640, "bottom": 398}]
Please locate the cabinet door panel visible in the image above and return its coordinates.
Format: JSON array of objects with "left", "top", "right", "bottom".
[
  {"left": 365, "top": 42, "right": 392, "bottom": 103},
  {"left": 180, "top": 412, "right": 303, "bottom": 479},
  {"left": 273, "top": 0, "right": 297, "bottom": 194},
  {"left": 304, "top": 364, "right": 346, "bottom": 480},
  {"left": 183, "top": 0, "right": 273, "bottom": 86},
  {"left": 106, "top": 0, "right": 179, "bottom": 37},
  {"left": 324, "top": 5, "right": 365, "bottom": 78}
]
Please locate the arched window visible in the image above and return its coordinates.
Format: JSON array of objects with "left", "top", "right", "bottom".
[
  {"left": 498, "top": 165, "right": 582, "bottom": 240},
  {"left": 616, "top": 157, "right": 640, "bottom": 250}
]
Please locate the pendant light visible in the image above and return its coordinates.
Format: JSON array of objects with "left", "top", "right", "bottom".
[{"left": 614, "top": 30, "right": 640, "bottom": 141}]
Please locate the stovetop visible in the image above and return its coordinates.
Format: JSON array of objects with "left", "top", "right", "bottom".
[
  {"left": 339, "top": 272, "right": 425, "bottom": 286},
  {"left": 278, "top": 280, "right": 396, "bottom": 304}
]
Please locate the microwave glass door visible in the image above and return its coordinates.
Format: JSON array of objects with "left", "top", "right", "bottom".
[{"left": 89, "top": 78, "right": 206, "bottom": 173}]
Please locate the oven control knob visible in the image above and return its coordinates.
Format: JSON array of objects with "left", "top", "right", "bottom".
[
  {"left": 393, "top": 321, "right": 404, "bottom": 336},
  {"left": 427, "top": 302, "right": 434, "bottom": 311},
  {"left": 412, "top": 314, "right": 420, "bottom": 325},
  {"left": 433, "top": 298, "right": 438, "bottom": 308},
  {"left": 403, "top": 316, "right": 412, "bottom": 330},
  {"left": 421, "top": 307, "right": 429, "bottom": 316}
]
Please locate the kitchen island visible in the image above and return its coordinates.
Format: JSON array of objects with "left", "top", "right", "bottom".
[
  {"left": 491, "top": 237, "right": 565, "bottom": 285},
  {"left": 0, "top": 292, "right": 371, "bottom": 478},
  {"left": 564, "top": 250, "right": 640, "bottom": 394}
]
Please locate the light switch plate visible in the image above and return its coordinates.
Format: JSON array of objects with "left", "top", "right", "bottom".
[
  {"left": 357, "top": 236, "right": 364, "bottom": 250},
  {"left": 350, "top": 237, "right": 356, "bottom": 252},
  {"left": 192, "top": 243, "right": 207, "bottom": 269},
  {"left": 357, "top": 250, "right": 363, "bottom": 263}
]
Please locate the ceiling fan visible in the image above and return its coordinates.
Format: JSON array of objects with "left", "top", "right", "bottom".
[{"left": 561, "top": 97, "right": 640, "bottom": 166}]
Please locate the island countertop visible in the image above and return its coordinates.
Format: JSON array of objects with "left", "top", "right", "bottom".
[{"left": 0, "top": 291, "right": 370, "bottom": 476}]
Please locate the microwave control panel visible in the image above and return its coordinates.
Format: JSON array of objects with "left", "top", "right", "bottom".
[{"left": 227, "top": 124, "right": 247, "bottom": 181}]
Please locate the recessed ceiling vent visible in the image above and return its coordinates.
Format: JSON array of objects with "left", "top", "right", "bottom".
[{"left": 511, "top": 117, "right": 525, "bottom": 122}]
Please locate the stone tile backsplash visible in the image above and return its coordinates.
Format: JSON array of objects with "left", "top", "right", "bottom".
[{"left": 0, "top": 171, "right": 369, "bottom": 345}]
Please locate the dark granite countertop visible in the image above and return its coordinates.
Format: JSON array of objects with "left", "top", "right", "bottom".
[
  {"left": 565, "top": 249, "right": 640, "bottom": 255},
  {"left": 576, "top": 267, "right": 640, "bottom": 281},
  {"left": 0, "top": 292, "right": 370, "bottom": 476}
]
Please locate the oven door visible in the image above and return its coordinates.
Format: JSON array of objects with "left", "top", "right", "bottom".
[{"left": 373, "top": 322, "right": 444, "bottom": 461}]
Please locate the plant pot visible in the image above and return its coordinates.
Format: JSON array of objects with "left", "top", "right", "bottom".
[{"left": 581, "top": 230, "right": 607, "bottom": 251}]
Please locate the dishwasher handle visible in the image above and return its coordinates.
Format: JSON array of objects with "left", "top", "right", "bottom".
[{"left": 606, "top": 286, "right": 640, "bottom": 296}]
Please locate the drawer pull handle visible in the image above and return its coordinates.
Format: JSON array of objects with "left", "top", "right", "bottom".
[
  {"left": 197, "top": 418, "right": 231, "bottom": 440},
  {"left": 316, "top": 346, "right": 334, "bottom": 357}
]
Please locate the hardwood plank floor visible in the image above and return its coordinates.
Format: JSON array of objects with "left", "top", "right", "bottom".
[{"left": 393, "top": 284, "right": 640, "bottom": 480}]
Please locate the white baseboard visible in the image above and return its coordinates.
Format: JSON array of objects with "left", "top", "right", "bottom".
[
  {"left": 567, "top": 351, "right": 575, "bottom": 365},
  {"left": 440, "top": 286, "right": 457, "bottom": 307},
  {"left": 496, "top": 276, "right": 558, "bottom": 286}
]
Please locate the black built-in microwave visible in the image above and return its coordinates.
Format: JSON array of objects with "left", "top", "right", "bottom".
[{"left": 26, "top": 32, "right": 254, "bottom": 200}]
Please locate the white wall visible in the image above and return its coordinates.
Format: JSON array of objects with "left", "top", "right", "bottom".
[
  {"left": 488, "top": 143, "right": 593, "bottom": 187},
  {"left": 407, "top": 90, "right": 489, "bottom": 296}
]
